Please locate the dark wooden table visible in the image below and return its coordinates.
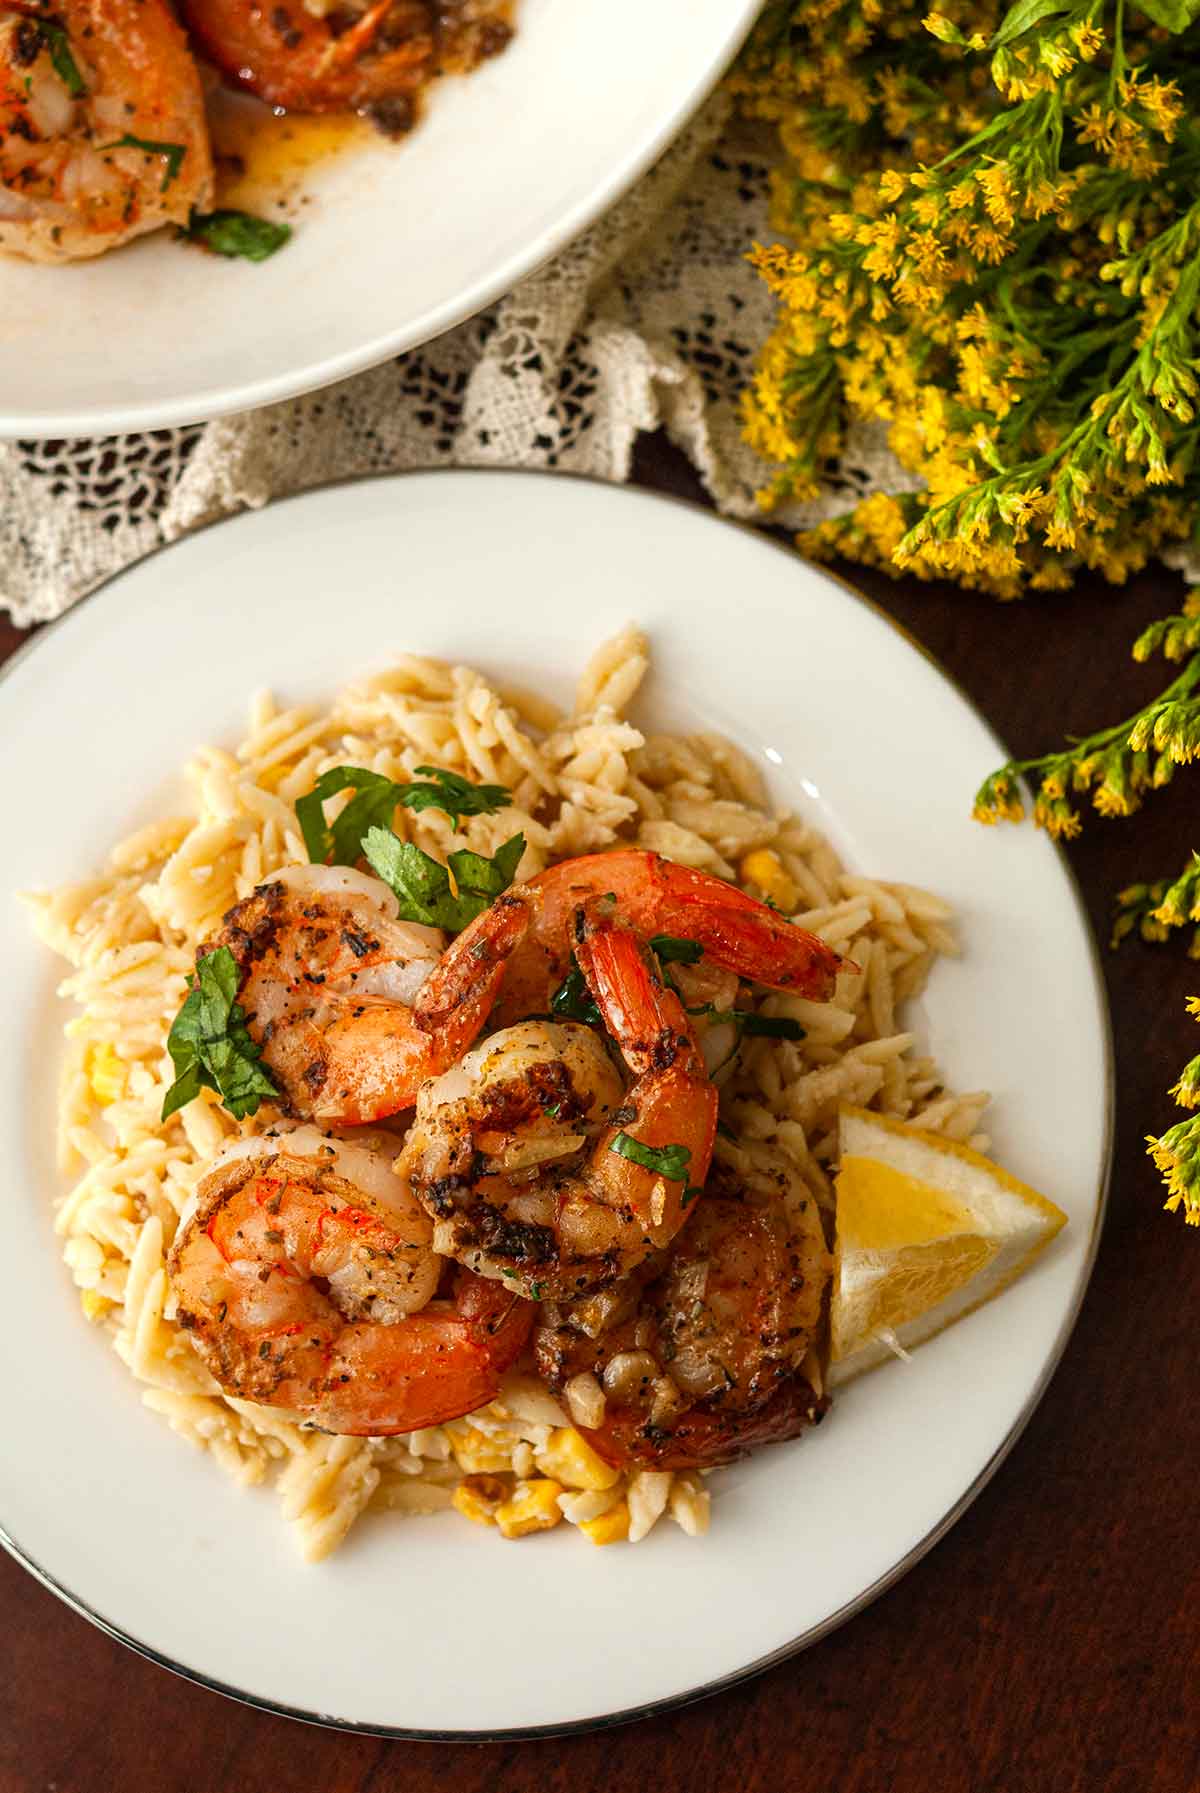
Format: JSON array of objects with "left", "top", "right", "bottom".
[{"left": 2, "top": 438, "right": 1197, "bottom": 1793}]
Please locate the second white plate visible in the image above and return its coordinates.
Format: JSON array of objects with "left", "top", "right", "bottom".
[
  {"left": 0, "top": 2, "right": 760, "bottom": 435},
  {"left": 0, "top": 473, "right": 1110, "bottom": 1734}
]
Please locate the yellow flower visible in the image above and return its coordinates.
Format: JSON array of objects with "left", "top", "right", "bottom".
[
  {"left": 1076, "top": 103, "right": 1118, "bottom": 153},
  {"left": 1093, "top": 783, "right": 1138, "bottom": 819},
  {"left": 1122, "top": 73, "right": 1184, "bottom": 141},
  {"left": 1038, "top": 38, "right": 1075, "bottom": 80},
  {"left": 853, "top": 490, "right": 909, "bottom": 556},
  {"left": 1044, "top": 516, "right": 1077, "bottom": 551},
  {"left": 969, "top": 223, "right": 1013, "bottom": 265},
  {"left": 1071, "top": 20, "right": 1103, "bottom": 59},
  {"left": 975, "top": 162, "right": 1014, "bottom": 227},
  {"left": 1032, "top": 797, "right": 1082, "bottom": 839},
  {"left": 922, "top": 12, "right": 959, "bottom": 42}
]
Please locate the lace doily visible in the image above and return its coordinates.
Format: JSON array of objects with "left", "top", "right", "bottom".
[{"left": 0, "top": 95, "right": 911, "bottom": 628}]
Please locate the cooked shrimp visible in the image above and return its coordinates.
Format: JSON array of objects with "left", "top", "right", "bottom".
[
  {"left": 181, "top": 0, "right": 511, "bottom": 132},
  {"left": 169, "top": 1126, "right": 533, "bottom": 1434},
  {"left": 203, "top": 863, "right": 526, "bottom": 1125},
  {"left": 492, "top": 849, "right": 845, "bottom": 1029},
  {"left": 0, "top": 1, "right": 213, "bottom": 263},
  {"left": 397, "top": 901, "right": 719, "bottom": 1300},
  {"left": 534, "top": 1151, "right": 831, "bottom": 1469}
]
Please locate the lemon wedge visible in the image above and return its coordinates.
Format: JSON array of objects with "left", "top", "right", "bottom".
[{"left": 830, "top": 1106, "right": 1068, "bottom": 1384}]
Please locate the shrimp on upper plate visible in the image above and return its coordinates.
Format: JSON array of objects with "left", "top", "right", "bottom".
[
  {"left": 0, "top": 0, "right": 213, "bottom": 263},
  {"left": 491, "top": 849, "right": 846, "bottom": 1033},
  {"left": 181, "top": 0, "right": 510, "bottom": 133},
  {"left": 169, "top": 1126, "right": 533, "bottom": 1434},
  {"left": 201, "top": 863, "right": 527, "bottom": 1126},
  {"left": 396, "top": 900, "right": 719, "bottom": 1300},
  {"left": 533, "top": 1151, "right": 832, "bottom": 1469}
]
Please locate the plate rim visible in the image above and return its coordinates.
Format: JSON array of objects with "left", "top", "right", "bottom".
[
  {"left": 0, "top": 4, "right": 762, "bottom": 438},
  {"left": 0, "top": 469, "right": 1115, "bottom": 1738}
]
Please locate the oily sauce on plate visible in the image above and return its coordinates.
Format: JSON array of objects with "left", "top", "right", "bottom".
[{"left": 203, "top": 2, "right": 513, "bottom": 216}]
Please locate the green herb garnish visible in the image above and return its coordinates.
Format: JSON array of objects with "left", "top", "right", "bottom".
[
  {"left": 362, "top": 827, "right": 525, "bottom": 934},
  {"left": 649, "top": 934, "right": 704, "bottom": 965},
  {"left": 37, "top": 21, "right": 84, "bottom": 96},
  {"left": 161, "top": 947, "right": 278, "bottom": 1122},
  {"left": 688, "top": 1003, "right": 806, "bottom": 1042},
  {"left": 185, "top": 209, "right": 292, "bottom": 262},
  {"left": 732, "top": 1013, "right": 806, "bottom": 1040},
  {"left": 609, "top": 1133, "right": 692, "bottom": 1181},
  {"left": 102, "top": 133, "right": 187, "bottom": 192},
  {"left": 550, "top": 959, "right": 602, "bottom": 1027},
  {"left": 298, "top": 764, "right": 512, "bottom": 866}
]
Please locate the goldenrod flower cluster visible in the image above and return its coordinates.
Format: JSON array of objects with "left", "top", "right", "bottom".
[
  {"left": 1148, "top": 995, "right": 1200, "bottom": 1224},
  {"left": 739, "top": 0, "right": 1200, "bottom": 597},
  {"left": 737, "top": 1, "right": 1200, "bottom": 1225}
]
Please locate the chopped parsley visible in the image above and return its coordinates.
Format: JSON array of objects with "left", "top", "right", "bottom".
[
  {"left": 362, "top": 826, "right": 525, "bottom": 934},
  {"left": 161, "top": 947, "right": 279, "bottom": 1122},
  {"left": 609, "top": 1133, "right": 692, "bottom": 1182},
  {"left": 184, "top": 209, "right": 292, "bottom": 262},
  {"left": 298, "top": 764, "right": 512, "bottom": 866},
  {"left": 36, "top": 21, "right": 85, "bottom": 97},
  {"left": 550, "top": 959, "right": 601, "bottom": 1027},
  {"left": 101, "top": 133, "right": 187, "bottom": 192},
  {"left": 649, "top": 934, "right": 703, "bottom": 965}
]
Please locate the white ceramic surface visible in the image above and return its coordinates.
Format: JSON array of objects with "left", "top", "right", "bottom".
[
  {"left": 0, "top": 473, "right": 1110, "bottom": 1736},
  {"left": 0, "top": 2, "right": 761, "bottom": 437}
]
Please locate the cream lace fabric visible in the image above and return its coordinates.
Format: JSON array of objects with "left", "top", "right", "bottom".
[{"left": 0, "top": 94, "right": 910, "bottom": 628}]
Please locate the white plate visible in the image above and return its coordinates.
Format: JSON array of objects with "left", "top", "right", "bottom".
[
  {"left": 0, "top": 2, "right": 759, "bottom": 438},
  {"left": 0, "top": 473, "right": 1110, "bottom": 1736}
]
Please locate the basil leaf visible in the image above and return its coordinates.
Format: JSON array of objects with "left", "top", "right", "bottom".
[
  {"left": 161, "top": 947, "right": 278, "bottom": 1122},
  {"left": 649, "top": 934, "right": 704, "bottom": 965},
  {"left": 688, "top": 1003, "right": 806, "bottom": 1042},
  {"left": 362, "top": 827, "right": 525, "bottom": 933},
  {"left": 297, "top": 767, "right": 406, "bottom": 866},
  {"left": 360, "top": 830, "right": 457, "bottom": 928},
  {"left": 449, "top": 830, "right": 525, "bottom": 902},
  {"left": 101, "top": 133, "right": 186, "bottom": 192},
  {"left": 609, "top": 1133, "right": 692, "bottom": 1182},
  {"left": 185, "top": 209, "right": 292, "bottom": 262},
  {"left": 409, "top": 766, "right": 513, "bottom": 826},
  {"left": 298, "top": 763, "right": 513, "bottom": 865},
  {"left": 550, "top": 960, "right": 602, "bottom": 1026},
  {"left": 36, "top": 21, "right": 85, "bottom": 96},
  {"left": 160, "top": 1058, "right": 203, "bottom": 1123}
]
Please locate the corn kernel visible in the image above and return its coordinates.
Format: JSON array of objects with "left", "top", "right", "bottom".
[
  {"left": 580, "top": 1499, "right": 630, "bottom": 1546},
  {"left": 535, "top": 1426, "right": 620, "bottom": 1492},
  {"left": 450, "top": 1425, "right": 513, "bottom": 1475},
  {"left": 79, "top": 1289, "right": 114, "bottom": 1323},
  {"left": 494, "top": 1478, "right": 564, "bottom": 1540},
  {"left": 739, "top": 848, "right": 798, "bottom": 913},
  {"left": 452, "top": 1474, "right": 509, "bottom": 1527},
  {"left": 87, "top": 1043, "right": 126, "bottom": 1106}
]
